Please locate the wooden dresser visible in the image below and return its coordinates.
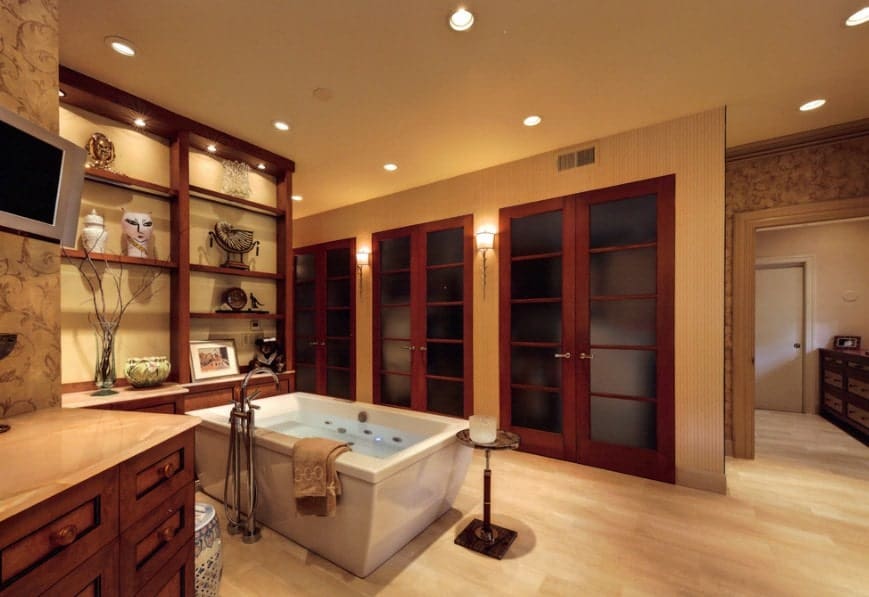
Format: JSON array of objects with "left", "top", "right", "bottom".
[
  {"left": 819, "top": 348, "right": 869, "bottom": 444},
  {"left": 0, "top": 407, "right": 200, "bottom": 595}
]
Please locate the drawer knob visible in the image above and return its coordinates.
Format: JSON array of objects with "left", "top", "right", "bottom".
[
  {"left": 158, "top": 462, "right": 177, "bottom": 479},
  {"left": 49, "top": 524, "right": 78, "bottom": 547},
  {"left": 158, "top": 526, "right": 177, "bottom": 542}
]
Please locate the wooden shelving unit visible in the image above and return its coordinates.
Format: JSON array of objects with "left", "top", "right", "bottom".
[{"left": 60, "top": 66, "right": 296, "bottom": 388}]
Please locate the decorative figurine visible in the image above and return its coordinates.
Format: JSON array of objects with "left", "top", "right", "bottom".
[
  {"left": 249, "top": 337, "right": 285, "bottom": 373},
  {"left": 121, "top": 209, "right": 153, "bottom": 257},
  {"left": 208, "top": 221, "right": 260, "bottom": 270},
  {"left": 81, "top": 209, "right": 107, "bottom": 253},
  {"left": 85, "top": 132, "right": 116, "bottom": 170},
  {"left": 249, "top": 293, "right": 264, "bottom": 311}
]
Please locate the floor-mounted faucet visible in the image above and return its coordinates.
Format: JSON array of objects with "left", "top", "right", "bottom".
[{"left": 224, "top": 367, "right": 280, "bottom": 543}]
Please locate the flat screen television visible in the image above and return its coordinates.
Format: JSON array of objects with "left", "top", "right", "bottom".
[{"left": 0, "top": 103, "right": 85, "bottom": 246}]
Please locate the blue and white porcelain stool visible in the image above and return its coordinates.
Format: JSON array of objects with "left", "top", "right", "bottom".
[{"left": 194, "top": 503, "right": 223, "bottom": 596}]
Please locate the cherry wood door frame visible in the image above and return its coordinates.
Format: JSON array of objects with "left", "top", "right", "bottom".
[
  {"left": 499, "top": 195, "right": 577, "bottom": 459},
  {"left": 732, "top": 196, "right": 869, "bottom": 458},
  {"left": 575, "top": 174, "right": 675, "bottom": 483}
]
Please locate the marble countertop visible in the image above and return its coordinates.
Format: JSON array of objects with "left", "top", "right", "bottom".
[
  {"left": 0, "top": 407, "right": 200, "bottom": 523},
  {"left": 62, "top": 383, "right": 189, "bottom": 409}
]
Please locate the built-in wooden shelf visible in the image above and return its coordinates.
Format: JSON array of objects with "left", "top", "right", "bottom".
[
  {"left": 190, "top": 312, "right": 283, "bottom": 320},
  {"left": 189, "top": 185, "right": 283, "bottom": 216},
  {"left": 189, "top": 263, "right": 283, "bottom": 279},
  {"left": 85, "top": 167, "right": 176, "bottom": 199},
  {"left": 62, "top": 248, "right": 177, "bottom": 270}
]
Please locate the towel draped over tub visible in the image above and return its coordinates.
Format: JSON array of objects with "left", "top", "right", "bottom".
[{"left": 293, "top": 437, "right": 351, "bottom": 516}]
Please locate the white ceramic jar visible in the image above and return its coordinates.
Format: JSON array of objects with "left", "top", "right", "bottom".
[{"left": 81, "top": 209, "right": 107, "bottom": 253}]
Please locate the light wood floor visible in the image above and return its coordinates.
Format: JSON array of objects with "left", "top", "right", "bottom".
[{"left": 203, "top": 410, "right": 869, "bottom": 596}]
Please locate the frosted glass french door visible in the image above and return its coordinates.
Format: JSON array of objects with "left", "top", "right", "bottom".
[
  {"left": 373, "top": 216, "right": 473, "bottom": 417},
  {"left": 500, "top": 175, "right": 674, "bottom": 482}
]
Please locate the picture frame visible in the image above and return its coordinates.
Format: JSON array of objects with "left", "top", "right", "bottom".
[
  {"left": 189, "top": 339, "right": 239, "bottom": 381},
  {"left": 833, "top": 335, "right": 861, "bottom": 350}
]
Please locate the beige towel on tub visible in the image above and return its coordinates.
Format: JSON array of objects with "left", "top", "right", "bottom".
[{"left": 293, "top": 437, "right": 351, "bottom": 517}]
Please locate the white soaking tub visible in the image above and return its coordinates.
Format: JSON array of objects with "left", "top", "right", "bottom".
[{"left": 189, "top": 392, "right": 472, "bottom": 577}]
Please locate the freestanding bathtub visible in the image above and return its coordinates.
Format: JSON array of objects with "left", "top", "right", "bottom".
[{"left": 189, "top": 392, "right": 472, "bottom": 577}]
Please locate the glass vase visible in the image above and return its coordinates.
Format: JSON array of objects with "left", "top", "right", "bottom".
[{"left": 93, "top": 321, "right": 118, "bottom": 395}]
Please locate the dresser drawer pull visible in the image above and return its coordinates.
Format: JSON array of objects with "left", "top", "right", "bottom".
[
  {"left": 157, "top": 526, "right": 177, "bottom": 542},
  {"left": 49, "top": 524, "right": 79, "bottom": 547},
  {"left": 158, "top": 462, "right": 177, "bottom": 479}
]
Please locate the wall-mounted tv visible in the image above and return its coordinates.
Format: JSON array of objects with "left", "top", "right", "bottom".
[{"left": 0, "top": 103, "right": 85, "bottom": 246}]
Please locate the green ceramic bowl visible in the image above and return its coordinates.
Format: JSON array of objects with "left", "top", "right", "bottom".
[{"left": 125, "top": 356, "right": 171, "bottom": 388}]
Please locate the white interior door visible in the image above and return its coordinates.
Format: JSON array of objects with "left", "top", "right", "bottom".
[{"left": 755, "top": 265, "right": 804, "bottom": 412}]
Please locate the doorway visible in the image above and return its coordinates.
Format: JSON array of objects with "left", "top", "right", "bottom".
[
  {"left": 499, "top": 175, "right": 675, "bottom": 483},
  {"left": 732, "top": 196, "right": 869, "bottom": 458}
]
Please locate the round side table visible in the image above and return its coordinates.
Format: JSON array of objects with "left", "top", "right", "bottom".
[{"left": 454, "top": 428, "right": 520, "bottom": 559}]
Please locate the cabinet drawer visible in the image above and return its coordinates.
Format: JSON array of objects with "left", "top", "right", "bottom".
[
  {"left": 848, "top": 360, "right": 869, "bottom": 374},
  {"left": 823, "top": 371, "right": 843, "bottom": 388},
  {"left": 823, "top": 392, "right": 843, "bottom": 414},
  {"left": 0, "top": 468, "right": 118, "bottom": 595},
  {"left": 43, "top": 539, "right": 118, "bottom": 597},
  {"left": 135, "top": 538, "right": 194, "bottom": 597},
  {"left": 847, "top": 378, "right": 869, "bottom": 400},
  {"left": 250, "top": 378, "right": 289, "bottom": 400},
  {"left": 847, "top": 404, "right": 869, "bottom": 430},
  {"left": 119, "top": 429, "right": 195, "bottom": 530},
  {"left": 120, "top": 486, "right": 194, "bottom": 595},
  {"left": 184, "top": 388, "right": 234, "bottom": 412},
  {"left": 137, "top": 402, "right": 177, "bottom": 414}
]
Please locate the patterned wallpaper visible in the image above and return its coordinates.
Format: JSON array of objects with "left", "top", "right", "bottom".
[
  {"left": 723, "top": 135, "right": 869, "bottom": 442},
  {"left": 0, "top": 0, "right": 60, "bottom": 416}
]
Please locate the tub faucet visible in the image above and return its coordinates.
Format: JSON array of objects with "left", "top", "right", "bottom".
[
  {"left": 239, "top": 366, "right": 280, "bottom": 410},
  {"left": 225, "top": 366, "right": 281, "bottom": 544}
]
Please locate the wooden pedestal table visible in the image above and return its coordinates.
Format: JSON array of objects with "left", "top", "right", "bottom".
[{"left": 454, "top": 429, "right": 520, "bottom": 559}]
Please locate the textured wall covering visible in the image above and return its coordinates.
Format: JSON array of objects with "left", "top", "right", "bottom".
[
  {"left": 0, "top": 0, "right": 60, "bottom": 415},
  {"left": 723, "top": 135, "right": 869, "bottom": 443}
]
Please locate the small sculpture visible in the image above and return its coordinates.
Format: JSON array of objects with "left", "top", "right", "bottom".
[
  {"left": 85, "top": 132, "right": 116, "bottom": 170},
  {"left": 121, "top": 209, "right": 153, "bottom": 257},
  {"left": 249, "top": 337, "right": 285, "bottom": 373},
  {"left": 208, "top": 221, "right": 260, "bottom": 270},
  {"left": 249, "top": 293, "right": 264, "bottom": 310}
]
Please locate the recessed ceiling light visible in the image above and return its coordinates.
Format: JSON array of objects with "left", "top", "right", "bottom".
[
  {"left": 291, "top": 195, "right": 303, "bottom": 201},
  {"left": 383, "top": 163, "right": 398, "bottom": 172},
  {"left": 256, "top": 163, "right": 266, "bottom": 170},
  {"left": 845, "top": 7, "right": 869, "bottom": 26},
  {"left": 273, "top": 120, "right": 290, "bottom": 131},
  {"left": 449, "top": 7, "right": 475, "bottom": 31},
  {"left": 799, "top": 99, "right": 826, "bottom": 112},
  {"left": 206, "top": 144, "right": 217, "bottom": 153},
  {"left": 523, "top": 115, "right": 542, "bottom": 127},
  {"left": 105, "top": 36, "right": 136, "bottom": 57},
  {"left": 58, "top": 89, "right": 66, "bottom": 98},
  {"left": 133, "top": 117, "right": 146, "bottom": 128}
]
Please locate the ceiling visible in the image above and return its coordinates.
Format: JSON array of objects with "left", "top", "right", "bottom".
[{"left": 59, "top": 1, "right": 869, "bottom": 218}]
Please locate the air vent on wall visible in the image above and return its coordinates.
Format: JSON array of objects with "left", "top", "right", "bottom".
[{"left": 556, "top": 145, "right": 596, "bottom": 172}]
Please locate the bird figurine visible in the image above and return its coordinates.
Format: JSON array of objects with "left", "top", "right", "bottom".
[{"left": 208, "top": 221, "right": 260, "bottom": 270}]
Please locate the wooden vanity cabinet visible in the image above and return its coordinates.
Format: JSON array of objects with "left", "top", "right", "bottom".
[
  {"left": 0, "top": 429, "right": 196, "bottom": 596},
  {"left": 819, "top": 348, "right": 869, "bottom": 444}
]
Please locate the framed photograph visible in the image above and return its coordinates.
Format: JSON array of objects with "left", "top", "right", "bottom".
[
  {"left": 833, "top": 335, "right": 861, "bottom": 350},
  {"left": 189, "top": 339, "right": 239, "bottom": 381}
]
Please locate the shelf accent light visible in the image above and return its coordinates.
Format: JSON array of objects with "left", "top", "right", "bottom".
[
  {"left": 356, "top": 249, "right": 370, "bottom": 295},
  {"left": 475, "top": 230, "right": 495, "bottom": 298}
]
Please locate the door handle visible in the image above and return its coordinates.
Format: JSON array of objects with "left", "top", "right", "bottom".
[
  {"left": 793, "top": 343, "right": 801, "bottom": 349},
  {"left": 578, "top": 352, "right": 594, "bottom": 360},
  {"left": 554, "top": 352, "right": 571, "bottom": 359},
  {"left": 401, "top": 345, "right": 416, "bottom": 351}
]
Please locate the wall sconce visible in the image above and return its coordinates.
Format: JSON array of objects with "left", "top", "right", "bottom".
[
  {"left": 356, "top": 249, "right": 370, "bottom": 294},
  {"left": 475, "top": 230, "right": 495, "bottom": 298}
]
